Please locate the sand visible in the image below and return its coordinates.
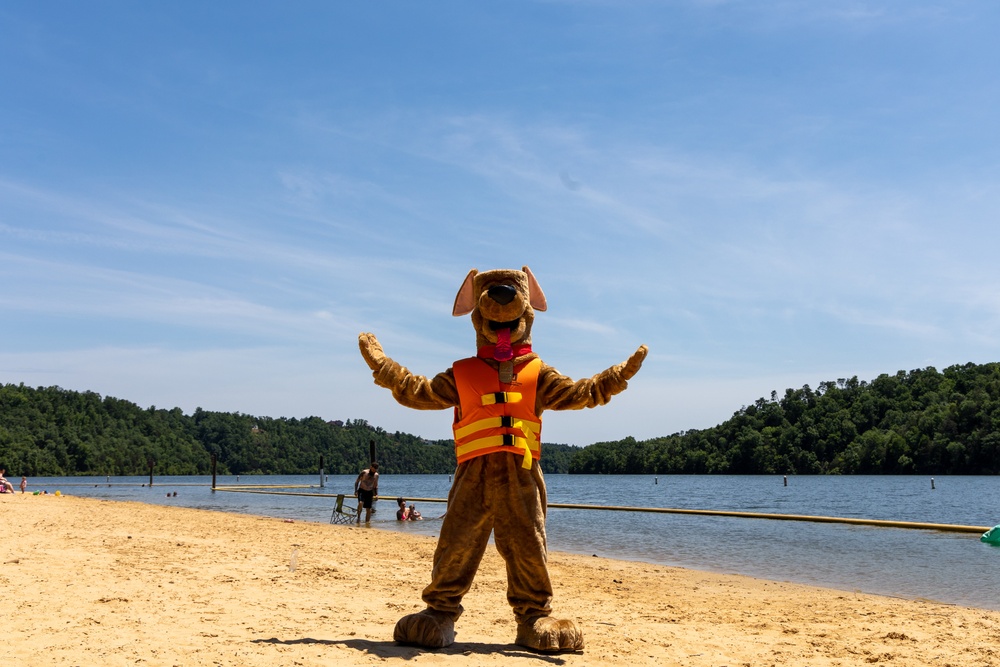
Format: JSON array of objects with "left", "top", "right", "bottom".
[{"left": 3, "top": 493, "right": 999, "bottom": 666}]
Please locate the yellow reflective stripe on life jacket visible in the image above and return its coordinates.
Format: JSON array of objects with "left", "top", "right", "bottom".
[
  {"left": 453, "top": 415, "right": 541, "bottom": 442},
  {"left": 455, "top": 434, "right": 539, "bottom": 469},
  {"left": 454, "top": 415, "right": 541, "bottom": 469},
  {"left": 481, "top": 391, "right": 522, "bottom": 406}
]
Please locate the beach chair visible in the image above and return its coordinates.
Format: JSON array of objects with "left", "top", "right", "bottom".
[{"left": 330, "top": 494, "right": 360, "bottom": 525}]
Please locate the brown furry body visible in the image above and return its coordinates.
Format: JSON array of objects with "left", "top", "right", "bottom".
[{"left": 359, "top": 266, "right": 647, "bottom": 652}]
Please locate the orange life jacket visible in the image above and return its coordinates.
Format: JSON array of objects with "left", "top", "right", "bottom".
[{"left": 452, "top": 357, "right": 542, "bottom": 469}]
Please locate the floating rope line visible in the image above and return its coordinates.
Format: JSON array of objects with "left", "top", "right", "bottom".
[
  {"left": 44, "top": 482, "right": 209, "bottom": 487},
  {"left": 218, "top": 484, "right": 318, "bottom": 489},
  {"left": 544, "top": 502, "right": 990, "bottom": 534},
  {"left": 210, "top": 487, "right": 990, "bottom": 534},
  {"left": 214, "top": 488, "right": 336, "bottom": 498}
]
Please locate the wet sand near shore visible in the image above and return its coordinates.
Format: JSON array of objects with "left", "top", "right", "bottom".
[{"left": 3, "top": 493, "right": 999, "bottom": 666}]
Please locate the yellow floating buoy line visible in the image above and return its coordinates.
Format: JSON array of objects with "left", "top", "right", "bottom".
[
  {"left": 45, "top": 482, "right": 208, "bottom": 487},
  {"left": 214, "top": 485, "right": 311, "bottom": 489},
  {"left": 545, "top": 502, "right": 990, "bottom": 534},
  {"left": 213, "top": 487, "right": 335, "bottom": 498},
  {"left": 211, "top": 486, "right": 990, "bottom": 534}
]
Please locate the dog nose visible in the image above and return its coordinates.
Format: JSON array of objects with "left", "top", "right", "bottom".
[{"left": 487, "top": 284, "right": 517, "bottom": 306}]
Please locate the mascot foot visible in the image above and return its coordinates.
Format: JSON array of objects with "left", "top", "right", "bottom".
[
  {"left": 515, "top": 616, "right": 584, "bottom": 653},
  {"left": 393, "top": 609, "right": 456, "bottom": 648}
]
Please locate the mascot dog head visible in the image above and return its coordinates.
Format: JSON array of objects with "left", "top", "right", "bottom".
[{"left": 452, "top": 266, "right": 548, "bottom": 352}]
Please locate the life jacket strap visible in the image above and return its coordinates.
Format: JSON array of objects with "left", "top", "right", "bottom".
[{"left": 481, "top": 391, "right": 521, "bottom": 406}]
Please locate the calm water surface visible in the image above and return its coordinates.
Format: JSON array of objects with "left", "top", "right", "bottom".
[{"left": 21, "top": 474, "right": 1000, "bottom": 611}]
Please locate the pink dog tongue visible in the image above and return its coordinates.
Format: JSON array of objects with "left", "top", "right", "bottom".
[{"left": 494, "top": 328, "right": 514, "bottom": 362}]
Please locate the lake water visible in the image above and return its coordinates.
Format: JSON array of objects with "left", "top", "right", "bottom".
[{"left": 17, "top": 474, "right": 1000, "bottom": 611}]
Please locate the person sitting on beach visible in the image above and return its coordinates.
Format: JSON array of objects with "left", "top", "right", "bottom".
[
  {"left": 407, "top": 504, "right": 422, "bottom": 521},
  {"left": 396, "top": 497, "right": 411, "bottom": 521},
  {"left": 0, "top": 469, "right": 14, "bottom": 494}
]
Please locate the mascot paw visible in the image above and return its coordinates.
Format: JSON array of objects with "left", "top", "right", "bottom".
[
  {"left": 515, "top": 616, "right": 584, "bottom": 653},
  {"left": 621, "top": 344, "right": 649, "bottom": 381},
  {"left": 358, "top": 332, "right": 387, "bottom": 372},
  {"left": 393, "top": 609, "right": 456, "bottom": 649}
]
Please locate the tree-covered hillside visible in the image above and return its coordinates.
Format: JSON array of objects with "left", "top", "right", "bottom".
[
  {"left": 0, "top": 383, "right": 577, "bottom": 476},
  {"left": 4, "top": 361, "right": 1000, "bottom": 477},
  {"left": 570, "top": 363, "right": 1000, "bottom": 475}
]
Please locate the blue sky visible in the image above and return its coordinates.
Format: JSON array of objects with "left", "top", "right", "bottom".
[{"left": 3, "top": 1, "right": 1000, "bottom": 447}]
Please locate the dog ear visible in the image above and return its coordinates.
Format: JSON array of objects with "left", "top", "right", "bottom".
[
  {"left": 523, "top": 266, "right": 547, "bottom": 312},
  {"left": 452, "top": 269, "right": 478, "bottom": 316}
]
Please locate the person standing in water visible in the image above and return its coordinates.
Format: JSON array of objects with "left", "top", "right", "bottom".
[{"left": 354, "top": 462, "right": 379, "bottom": 524}]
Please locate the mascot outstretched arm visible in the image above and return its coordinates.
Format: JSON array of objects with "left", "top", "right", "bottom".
[{"left": 358, "top": 266, "right": 647, "bottom": 653}]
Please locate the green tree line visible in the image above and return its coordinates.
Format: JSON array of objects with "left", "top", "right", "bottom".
[
  {"left": 0, "top": 383, "right": 577, "bottom": 476},
  {"left": 570, "top": 363, "right": 1000, "bottom": 475},
  {"left": 4, "top": 362, "right": 1000, "bottom": 477}
]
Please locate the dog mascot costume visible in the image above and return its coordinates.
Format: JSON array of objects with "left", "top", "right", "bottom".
[{"left": 358, "top": 266, "right": 647, "bottom": 653}]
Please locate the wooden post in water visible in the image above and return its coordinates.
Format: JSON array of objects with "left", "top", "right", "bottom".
[
  {"left": 783, "top": 475, "right": 788, "bottom": 487},
  {"left": 211, "top": 454, "right": 217, "bottom": 491},
  {"left": 148, "top": 462, "right": 154, "bottom": 487},
  {"left": 319, "top": 455, "right": 325, "bottom": 488},
  {"left": 931, "top": 477, "right": 935, "bottom": 490}
]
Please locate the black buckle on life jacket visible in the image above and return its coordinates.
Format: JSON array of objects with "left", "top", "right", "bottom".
[
  {"left": 493, "top": 392, "right": 508, "bottom": 404},
  {"left": 500, "top": 415, "right": 513, "bottom": 428},
  {"left": 501, "top": 433, "right": 514, "bottom": 447}
]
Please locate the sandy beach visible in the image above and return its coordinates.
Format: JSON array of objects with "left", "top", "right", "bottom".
[{"left": 3, "top": 493, "right": 999, "bottom": 666}]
